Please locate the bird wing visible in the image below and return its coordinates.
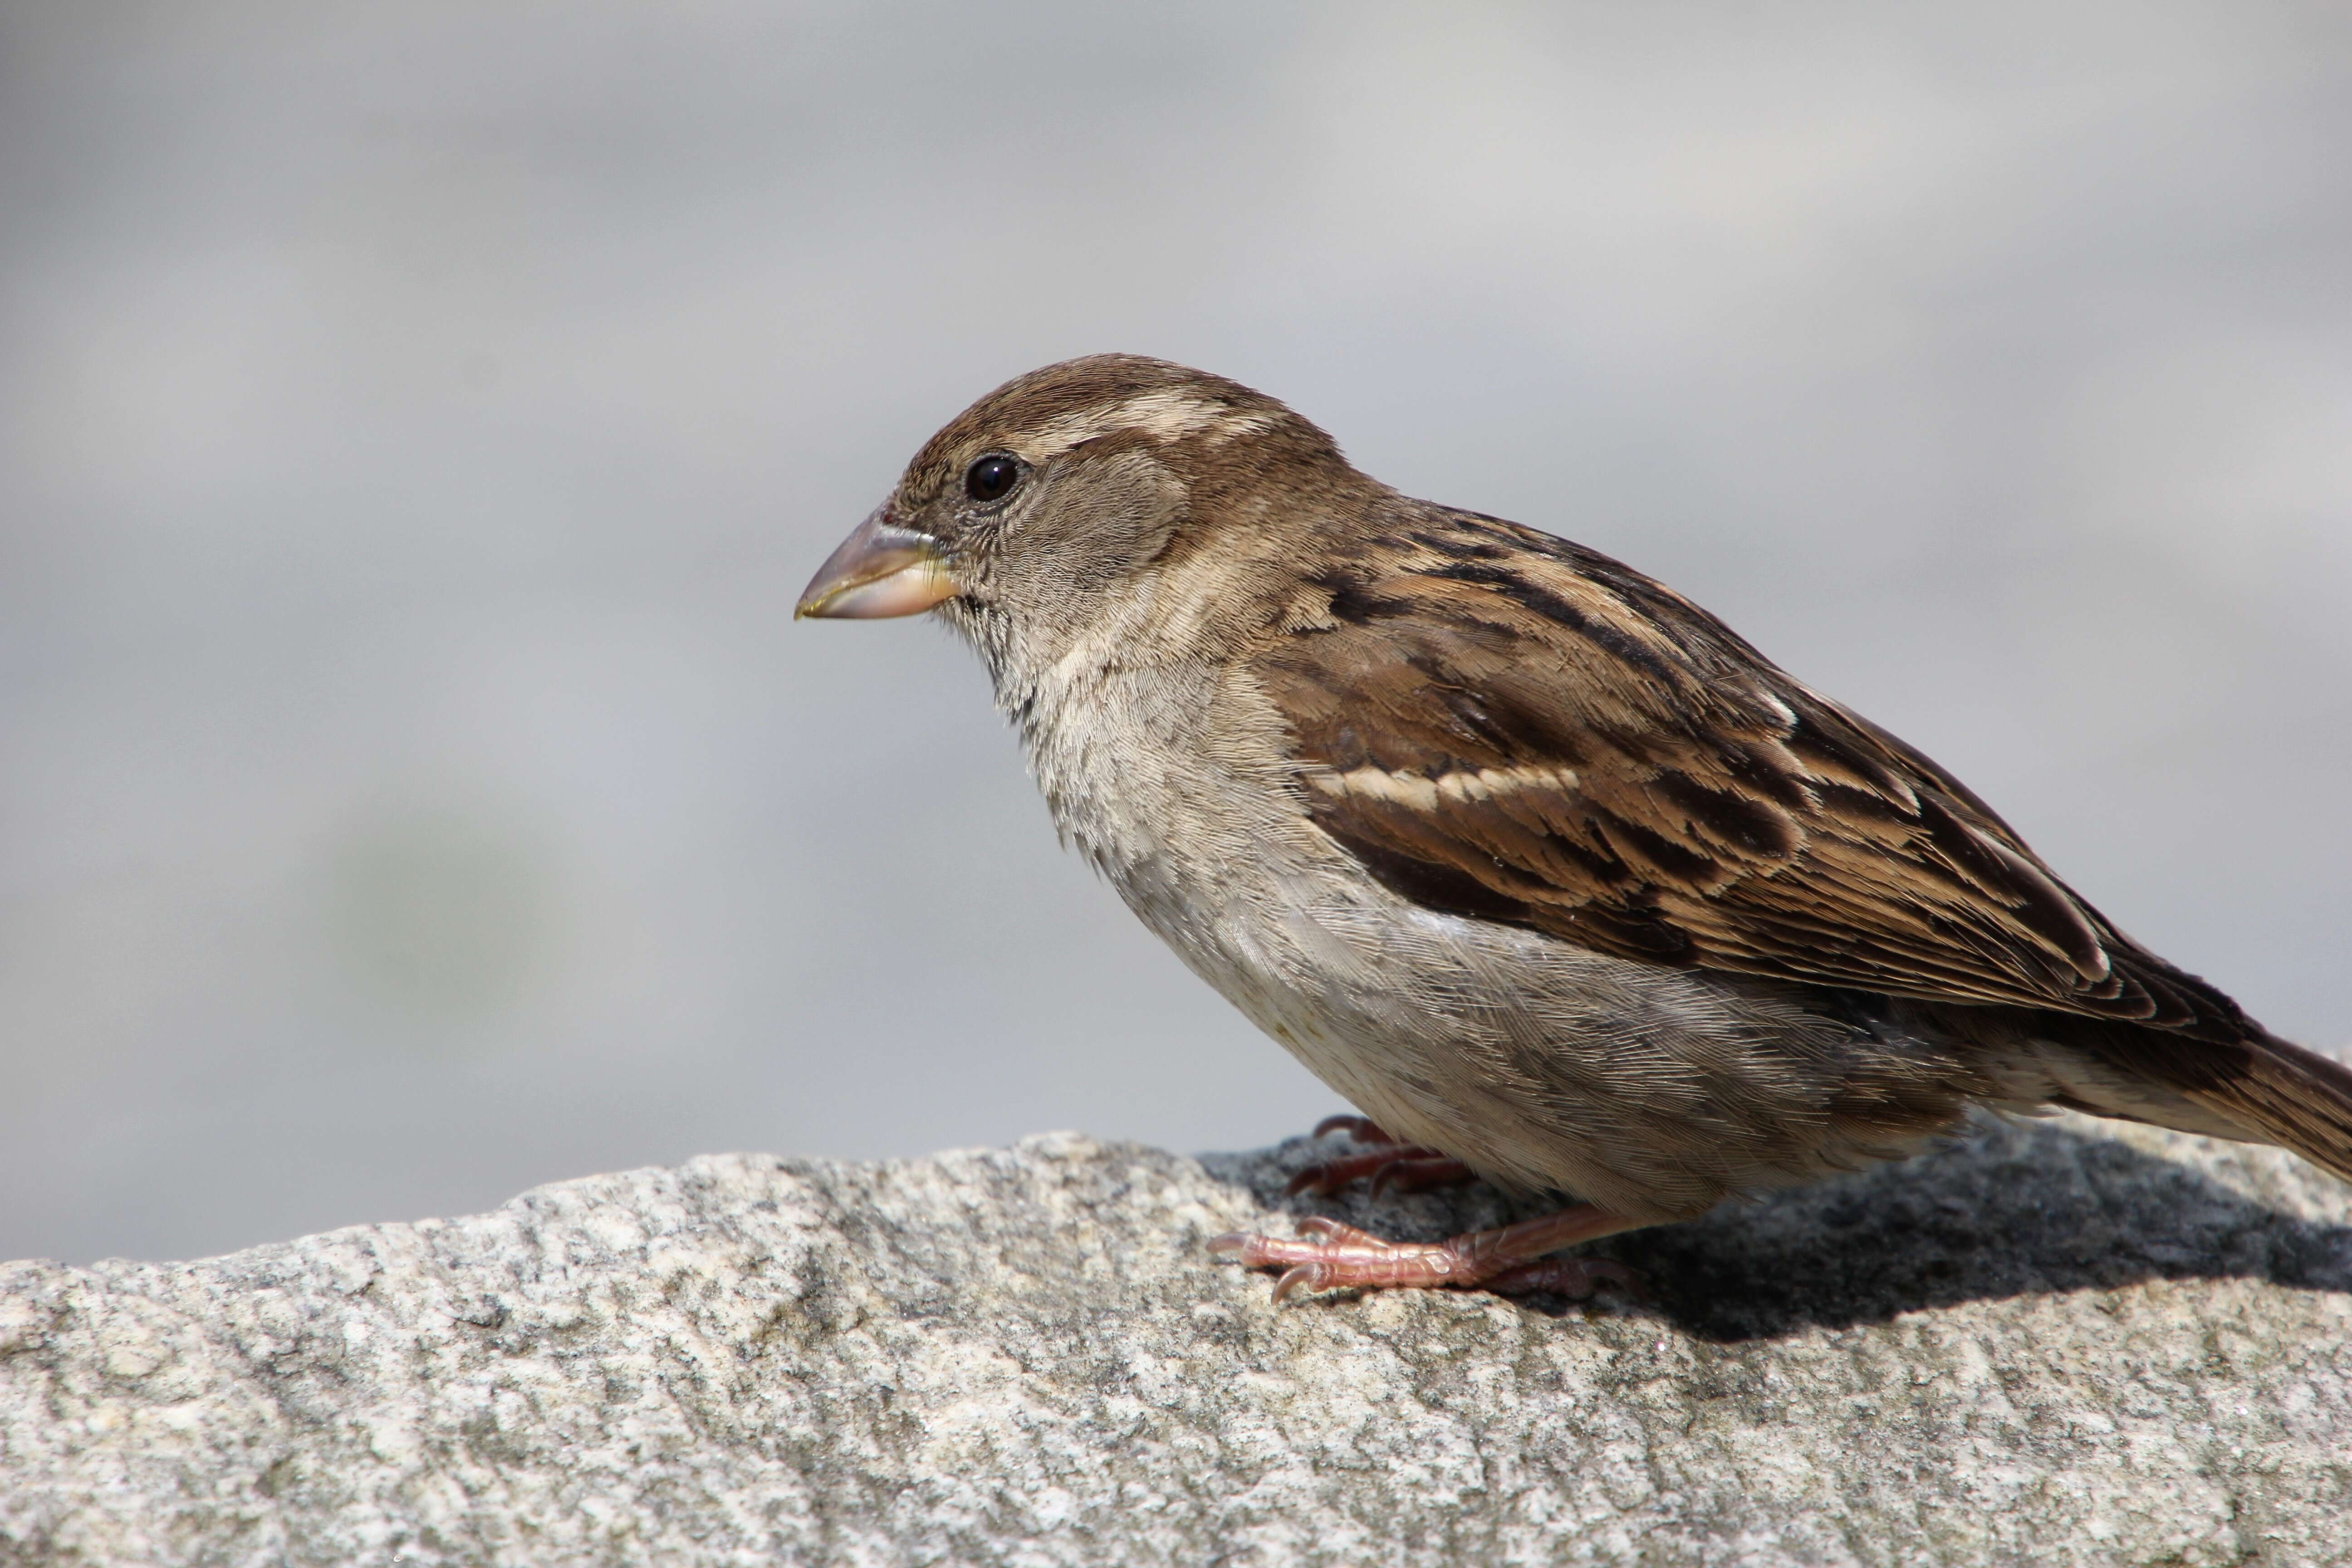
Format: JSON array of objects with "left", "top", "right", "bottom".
[{"left": 1248, "top": 507, "right": 2248, "bottom": 1038}]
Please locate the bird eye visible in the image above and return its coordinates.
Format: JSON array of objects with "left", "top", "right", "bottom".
[{"left": 965, "top": 455, "right": 1019, "bottom": 503}]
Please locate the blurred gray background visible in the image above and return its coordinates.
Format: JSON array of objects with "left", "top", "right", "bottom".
[{"left": 4, "top": 2, "right": 2348, "bottom": 1265}]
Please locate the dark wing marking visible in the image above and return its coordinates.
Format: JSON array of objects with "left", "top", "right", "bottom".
[{"left": 1254, "top": 509, "right": 2254, "bottom": 1041}]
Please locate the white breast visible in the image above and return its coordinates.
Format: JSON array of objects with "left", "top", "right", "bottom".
[{"left": 1003, "top": 644, "right": 1547, "bottom": 1169}]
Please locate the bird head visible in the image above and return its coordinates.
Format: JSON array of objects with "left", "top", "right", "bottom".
[{"left": 797, "top": 354, "right": 1360, "bottom": 672}]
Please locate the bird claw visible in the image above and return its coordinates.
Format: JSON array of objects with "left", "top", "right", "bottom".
[
  {"left": 1284, "top": 1118, "right": 1479, "bottom": 1197},
  {"left": 1311, "top": 1114, "right": 1396, "bottom": 1142},
  {"left": 1213, "top": 1213, "right": 1637, "bottom": 1307},
  {"left": 1212, "top": 1205, "right": 1640, "bottom": 1302},
  {"left": 1273, "top": 1263, "right": 1333, "bottom": 1302},
  {"left": 1239, "top": 1120, "right": 1645, "bottom": 1303}
]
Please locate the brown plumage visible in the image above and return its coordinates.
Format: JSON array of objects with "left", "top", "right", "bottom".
[
  {"left": 1257, "top": 506, "right": 2352, "bottom": 1185},
  {"left": 800, "top": 353, "right": 2352, "bottom": 1298}
]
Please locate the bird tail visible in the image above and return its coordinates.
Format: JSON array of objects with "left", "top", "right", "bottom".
[
  {"left": 2003, "top": 1013, "right": 2352, "bottom": 1186},
  {"left": 2188, "top": 1031, "right": 2352, "bottom": 1186},
  {"left": 2065, "top": 1023, "right": 2352, "bottom": 1186}
]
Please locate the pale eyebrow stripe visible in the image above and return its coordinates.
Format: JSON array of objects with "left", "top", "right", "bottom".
[{"left": 1023, "top": 390, "right": 1276, "bottom": 460}]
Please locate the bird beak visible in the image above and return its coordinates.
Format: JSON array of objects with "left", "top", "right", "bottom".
[{"left": 794, "top": 509, "right": 958, "bottom": 619}]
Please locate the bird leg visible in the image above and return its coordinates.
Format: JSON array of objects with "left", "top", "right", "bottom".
[
  {"left": 1210, "top": 1205, "right": 1645, "bottom": 1302},
  {"left": 1284, "top": 1114, "right": 1480, "bottom": 1197}
]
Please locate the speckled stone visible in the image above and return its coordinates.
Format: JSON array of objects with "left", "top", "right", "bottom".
[{"left": 3, "top": 1110, "right": 2348, "bottom": 1567}]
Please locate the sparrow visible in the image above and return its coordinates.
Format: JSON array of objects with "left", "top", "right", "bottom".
[{"left": 798, "top": 354, "right": 2352, "bottom": 1302}]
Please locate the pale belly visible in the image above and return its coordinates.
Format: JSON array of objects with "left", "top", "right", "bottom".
[{"left": 1108, "top": 830, "right": 1974, "bottom": 1218}]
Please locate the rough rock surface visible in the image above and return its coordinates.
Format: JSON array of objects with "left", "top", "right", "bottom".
[{"left": 3, "top": 1111, "right": 2349, "bottom": 1567}]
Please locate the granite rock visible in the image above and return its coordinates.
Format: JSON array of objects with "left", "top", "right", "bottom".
[{"left": 3, "top": 1111, "right": 2350, "bottom": 1567}]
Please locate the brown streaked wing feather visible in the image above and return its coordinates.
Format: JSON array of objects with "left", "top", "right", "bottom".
[{"left": 1252, "top": 509, "right": 2254, "bottom": 1042}]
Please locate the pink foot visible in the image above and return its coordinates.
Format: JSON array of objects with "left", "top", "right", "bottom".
[
  {"left": 1286, "top": 1117, "right": 1479, "bottom": 1197},
  {"left": 1210, "top": 1205, "right": 1646, "bottom": 1302}
]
